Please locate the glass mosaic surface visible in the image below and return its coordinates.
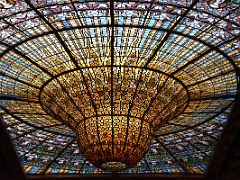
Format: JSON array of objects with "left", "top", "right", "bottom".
[{"left": 0, "top": 0, "right": 239, "bottom": 175}]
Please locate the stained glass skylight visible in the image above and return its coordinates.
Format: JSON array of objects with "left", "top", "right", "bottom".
[{"left": 0, "top": 0, "right": 239, "bottom": 175}]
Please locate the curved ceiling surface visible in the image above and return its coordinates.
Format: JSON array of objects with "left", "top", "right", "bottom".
[{"left": 0, "top": 0, "right": 239, "bottom": 175}]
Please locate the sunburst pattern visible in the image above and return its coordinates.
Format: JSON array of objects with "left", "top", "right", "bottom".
[{"left": 0, "top": 0, "right": 239, "bottom": 175}]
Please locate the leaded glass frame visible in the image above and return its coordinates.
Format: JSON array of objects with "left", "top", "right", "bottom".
[{"left": 0, "top": 0, "right": 239, "bottom": 175}]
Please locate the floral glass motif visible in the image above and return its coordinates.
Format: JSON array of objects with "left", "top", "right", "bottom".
[{"left": 0, "top": 0, "right": 239, "bottom": 174}]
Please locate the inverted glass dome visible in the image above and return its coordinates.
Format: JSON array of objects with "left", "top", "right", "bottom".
[{"left": 0, "top": 0, "right": 239, "bottom": 175}]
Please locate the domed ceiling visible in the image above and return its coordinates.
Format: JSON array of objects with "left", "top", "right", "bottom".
[{"left": 0, "top": 0, "right": 239, "bottom": 175}]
